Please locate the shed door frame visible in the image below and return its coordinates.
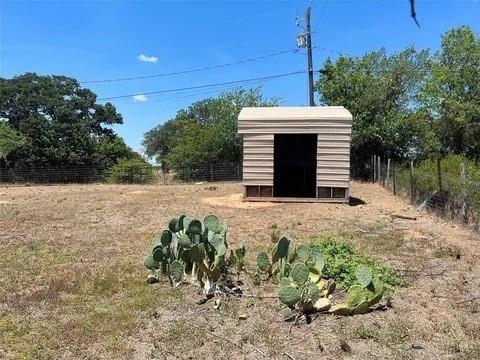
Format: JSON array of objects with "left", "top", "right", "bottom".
[{"left": 273, "top": 133, "right": 317, "bottom": 198}]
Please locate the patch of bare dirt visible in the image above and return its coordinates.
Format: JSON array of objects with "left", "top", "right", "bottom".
[{"left": 201, "top": 193, "right": 279, "bottom": 209}]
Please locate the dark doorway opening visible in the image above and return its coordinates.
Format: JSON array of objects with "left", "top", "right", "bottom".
[{"left": 274, "top": 134, "right": 317, "bottom": 198}]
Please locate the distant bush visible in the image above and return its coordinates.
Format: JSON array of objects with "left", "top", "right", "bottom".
[{"left": 108, "top": 158, "right": 154, "bottom": 184}]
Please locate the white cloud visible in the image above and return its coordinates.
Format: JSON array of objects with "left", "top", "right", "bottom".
[
  {"left": 137, "top": 53, "right": 158, "bottom": 63},
  {"left": 133, "top": 94, "right": 148, "bottom": 102}
]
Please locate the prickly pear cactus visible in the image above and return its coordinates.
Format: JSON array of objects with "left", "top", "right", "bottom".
[
  {"left": 256, "top": 251, "right": 271, "bottom": 272},
  {"left": 143, "top": 255, "right": 159, "bottom": 270},
  {"left": 356, "top": 265, "right": 373, "bottom": 288},
  {"left": 290, "top": 263, "right": 309, "bottom": 285},
  {"left": 143, "top": 214, "right": 242, "bottom": 295},
  {"left": 278, "top": 286, "right": 301, "bottom": 307}
]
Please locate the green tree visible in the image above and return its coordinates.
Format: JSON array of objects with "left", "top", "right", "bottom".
[
  {"left": 143, "top": 87, "right": 280, "bottom": 172},
  {"left": 0, "top": 73, "right": 134, "bottom": 170},
  {"left": 316, "top": 48, "right": 431, "bottom": 162},
  {"left": 421, "top": 26, "right": 480, "bottom": 160},
  {"left": 0, "top": 122, "right": 26, "bottom": 167}
]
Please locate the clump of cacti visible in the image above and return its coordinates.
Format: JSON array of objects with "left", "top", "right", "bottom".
[
  {"left": 255, "top": 237, "right": 386, "bottom": 321},
  {"left": 328, "top": 265, "right": 384, "bottom": 315},
  {"left": 143, "top": 214, "right": 247, "bottom": 296}
]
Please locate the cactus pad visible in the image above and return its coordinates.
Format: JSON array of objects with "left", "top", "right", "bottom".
[
  {"left": 346, "top": 285, "right": 371, "bottom": 307},
  {"left": 307, "top": 282, "right": 321, "bottom": 302},
  {"left": 160, "top": 230, "right": 173, "bottom": 246},
  {"left": 152, "top": 247, "right": 164, "bottom": 262},
  {"left": 356, "top": 265, "right": 373, "bottom": 288},
  {"left": 314, "top": 298, "right": 331, "bottom": 312},
  {"left": 290, "top": 263, "right": 309, "bottom": 285},
  {"left": 210, "top": 234, "right": 227, "bottom": 256},
  {"left": 203, "top": 214, "right": 220, "bottom": 232},
  {"left": 296, "top": 245, "right": 310, "bottom": 262},
  {"left": 308, "top": 267, "right": 321, "bottom": 283},
  {"left": 278, "top": 286, "right": 301, "bottom": 306},
  {"left": 326, "top": 279, "right": 336, "bottom": 297},
  {"left": 168, "top": 218, "right": 179, "bottom": 233},
  {"left": 177, "top": 233, "right": 191, "bottom": 248},
  {"left": 352, "top": 300, "right": 371, "bottom": 314},
  {"left": 187, "top": 220, "right": 203, "bottom": 235},
  {"left": 329, "top": 303, "right": 351, "bottom": 315},
  {"left": 256, "top": 251, "right": 270, "bottom": 272},
  {"left": 282, "top": 307, "right": 295, "bottom": 321},
  {"left": 170, "top": 260, "right": 184, "bottom": 282},
  {"left": 143, "top": 255, "right": 159, "bottom": 270},
  {"left": 276, "top": 237, "right": 290, "bottom": 259}
]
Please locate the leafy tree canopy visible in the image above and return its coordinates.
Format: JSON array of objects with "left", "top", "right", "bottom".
[
  {"left": 143, "top": 88, "right": 280, "bottom": 170},
  {"left": 316, "top": 47, "right": 431, "bottom": 161},
  {"left": 0, "top": 122, "right": 26, "bottom": 160},
  {"left": 422, "top": 26, "right": 480, "bottom": 160},
  {"left": 317, "top": 26, "right": 480, "bottom": 164},
  {"left": 0, "top": 73, "right": 138, "bottom": 169}
]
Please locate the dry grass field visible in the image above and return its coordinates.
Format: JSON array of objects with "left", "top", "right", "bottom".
[{"left": 1, "top": 181, "right": 480, "bottom": 359}]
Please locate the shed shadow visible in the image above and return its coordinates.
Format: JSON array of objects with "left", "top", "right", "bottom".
[{"left": 349, "top": 196, "right": 366, "bottom": 206}]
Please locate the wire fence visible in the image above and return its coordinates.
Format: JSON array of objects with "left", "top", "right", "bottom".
[
  {"left": 170, "top": 162, "right": 242, "bottom": 183},
  {"left": 0, "top": 166, "right": 107, "bottom": 184},
  {"left": 0, "top": 162, "right": 243, "bottom": 185},
  {"left": 364, "top": 155, "right": 480, "bottom": 231}
]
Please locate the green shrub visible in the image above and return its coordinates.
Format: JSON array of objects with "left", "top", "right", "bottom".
[
  {"left": 108, "top": 158, "right": 154, "bottom": 184},
  {"left": 308, "top": 236, "right": 404, "bottom": 289}
]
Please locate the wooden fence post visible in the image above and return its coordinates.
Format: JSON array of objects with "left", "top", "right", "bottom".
[
  {"left": 373, "top": 155, "right": 376, "bottom": 182},
  {"left": 410, "top": 160, "right": 415, "bottom": 204},
  {"left": 460, "top": 163, "right": 467, "bottom": 224}
]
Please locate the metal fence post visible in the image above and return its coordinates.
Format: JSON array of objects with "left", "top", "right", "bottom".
[
  {"left": 410, "top": 160, "right": 415, "bottom": 204},
  {"left": 373, "top": 155, "right": 377, "bottom": 182},
  {"left": 386, "top": 158, "right": 391, "bottom": 188},
  {"left": 460, "top": 163, "right": 467, "bottom": 223},
  {"left": 377, "top": 156, "right": 381, "bottom": 183},
  {"left": 393, "top": 165, "right": 397, "bottom": 196},
  {"left": 210, "top": 164, "right": 213, "bottom": 182}
]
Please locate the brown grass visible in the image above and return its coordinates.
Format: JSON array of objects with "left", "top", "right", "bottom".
[{"left": 1, "top": 182, "right": 480, "bottom": 359}]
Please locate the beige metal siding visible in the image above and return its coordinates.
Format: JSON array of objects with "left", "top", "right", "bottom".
[
  {"left": 238, "top": 106, "right": 352, "bottom": 192},
  {"left": 242, "top": 134, "right": 273, "bottom": 186},
  {"left": 316, "top": 128, "right": 350, "bottom": 189}
]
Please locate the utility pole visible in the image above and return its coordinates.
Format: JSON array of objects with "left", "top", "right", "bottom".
[
  {"left": 297, "top": 7, "right": 315, "bottom": 106},
  {"left": 305, "top": 7, "right": 315, "bottom": 106}
]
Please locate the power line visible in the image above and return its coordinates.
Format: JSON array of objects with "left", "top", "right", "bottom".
[
  {"left": 178, "top": 6, "right": 299, "bottom": 32},
  {"left": 97, "top": 71, "right": 307, "bottom": 101},
  {"left": 81, "top": 49, "right": 299, "bottom": 84}
]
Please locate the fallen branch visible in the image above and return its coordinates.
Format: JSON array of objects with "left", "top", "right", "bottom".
[{"left": 391, "top": 214, "right": 417, "bottom": 220}]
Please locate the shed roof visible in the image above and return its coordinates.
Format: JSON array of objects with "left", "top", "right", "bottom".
[{"left": 238, "top": 106, "right": 352, "bottom": 121}]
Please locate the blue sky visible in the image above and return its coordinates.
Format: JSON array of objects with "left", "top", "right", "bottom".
[{"left": 1, "top": 0, "right": 479, "bottom": 156}]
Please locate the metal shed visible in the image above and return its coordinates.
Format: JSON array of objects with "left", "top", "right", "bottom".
[{"left": 238, "top": 106, "right": 352, "bottom": 203}]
